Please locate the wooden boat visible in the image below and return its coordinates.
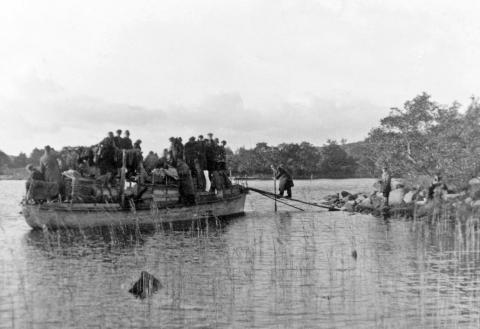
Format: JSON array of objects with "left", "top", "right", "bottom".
[{"left": 22, "top": 184, "right": 248, "bottom": 230}]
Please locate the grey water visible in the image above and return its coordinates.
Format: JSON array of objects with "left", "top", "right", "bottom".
[{"left": 1, "top": 179, "right": 480, "bottom": 328}]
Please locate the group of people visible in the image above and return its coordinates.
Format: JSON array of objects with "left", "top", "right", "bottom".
[{"left": 24, "top": 130, "right": 240, "bottom": 203}]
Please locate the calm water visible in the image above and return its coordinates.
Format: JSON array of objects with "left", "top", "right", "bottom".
[{"left": 1, "top": 179, "right": 480, "bottom": 328}]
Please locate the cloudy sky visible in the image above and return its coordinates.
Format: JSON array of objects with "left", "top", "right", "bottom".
[{"left": 1, "top": 0, "right": 480, "bottom": 155}]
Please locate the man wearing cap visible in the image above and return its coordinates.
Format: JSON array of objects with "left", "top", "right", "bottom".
[
  {"left": 121, "top": 130, "right": 133, "bottom": 149},
  {"left": 114, "top": 129, "right": 122, "bottom": 148}
]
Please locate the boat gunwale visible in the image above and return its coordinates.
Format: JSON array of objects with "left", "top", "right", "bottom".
[{"left": 24, "top": 190, "right": 248, "bottom": 213}]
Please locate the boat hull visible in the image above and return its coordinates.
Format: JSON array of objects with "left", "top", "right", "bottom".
[{"left": 22, "top": 193, "right": 247, "bottom": 230}]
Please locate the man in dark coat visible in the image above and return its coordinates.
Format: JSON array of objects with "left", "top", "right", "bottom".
[
  {"left": 184, "top": 137, "right": 197, "bottom": 173},
  {"left": 121, "top": 130, "right": 133, "bottom": 149},
  {"left": 40, "top": 145, "right": 64, "bottom": 197},
  {"left": 114, "top": 129, "right": 122, "bottom": 148},
  {"left": 98, "top": 132, "right": 117, "bottom": 175},
  {"left": 195, "top": 135, "right": 207, "bottom": 170},
  {"left": 195, "top": 135, "right": 209, "bottom": 191},
  {"left": 275, "top": 165, "right": 294, "bottom": 198}
]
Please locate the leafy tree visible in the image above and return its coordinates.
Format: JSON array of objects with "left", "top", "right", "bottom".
[
  {"left": 365, "top": 92, "right": 480, "bottom": 187},
  {"left": 29, "top": 148, "right": 44, "bottom": 166},
  {"left": 319, "top": 140, "right": 358, "bottom": 178},
  {"left": 12, "top": 152, "right": 28, "bottom": 168}
]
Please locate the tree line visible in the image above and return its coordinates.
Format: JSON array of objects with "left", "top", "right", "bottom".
[{"left": 3, "top": 92, "right": 478, "bottom": 183}]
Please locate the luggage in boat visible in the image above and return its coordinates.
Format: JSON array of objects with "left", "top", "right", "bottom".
[{"left": 63, "top": 170, "right": 109, "bottom": 203}]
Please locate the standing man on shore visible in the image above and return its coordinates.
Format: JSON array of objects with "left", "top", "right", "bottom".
[{"left": 381, "top": 165, "right": 392, "bottom": 206}]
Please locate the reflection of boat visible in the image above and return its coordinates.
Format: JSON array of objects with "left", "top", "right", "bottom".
[{"left": 22, "top": 185, "right": 248, "bottom": 230}]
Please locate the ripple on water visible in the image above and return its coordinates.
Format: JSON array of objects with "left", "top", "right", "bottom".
[{"left": 2, "top": 179, "right": 480, "bottom": 328}]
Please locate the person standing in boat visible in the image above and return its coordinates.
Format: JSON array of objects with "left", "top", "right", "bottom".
[
  {"left": 40, "top": 145, "right": 64, "bottom": 197},
  {"left": 380, "top": 165, "right": 392, "bottom": 206},
  {"left": 196, "top": 135, "right": 209, "bottom": 191},
  {"left": 25, "top": 164, "right": 44, "bottom": 192},
  {"left": 220, "top": 140, "right": 232, "bottom": 188},
  {"left": 114, "top": 129, "right": 123, "bottom": 148},
  {"left": 121, "top": 130, "right": 133, "bottom": 149},
  {"left": 98, "top": 132, "right": 117, "bottom": 175},
  {"left": 275, "top": 165, "right": 294, "bottom": 198}
]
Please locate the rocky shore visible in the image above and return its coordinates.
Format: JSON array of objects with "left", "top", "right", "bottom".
[{"left": 320, "top": 178, "right": 480, "bottom": 220}]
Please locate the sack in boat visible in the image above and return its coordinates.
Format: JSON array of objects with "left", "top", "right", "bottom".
[
  {"left": 27, "top": 180, "right": 59, "bottom": 200},
  {"left": 389, "top": 188, "right": 406, "bottom": 206}
]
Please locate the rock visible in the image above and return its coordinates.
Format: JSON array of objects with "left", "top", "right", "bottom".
[
  {"left": 391, "top": 178, "right": 405, "bottom": 190},
  {"left": 356, "top": 194, "right": 366, "bottom": 203},
  {"left": 469, "top": 177, "right": 480, "bottom": 186},
  {"left": 372, "top": 180, "right": 382, "bottom": 192},
  {"left": 389, "top": 188, "right": 406, "bottom": 206},
  {"left": 359, "top": 197, "right": 372, "bottom": 208},
  {"left": 129, "top": 271, "right": 162, "bottom": 299},
  {"left": 343, "top": 200, "right": 356, "bottom": 212},
  {"left": 371, "top": 193, "right": 384, "bottom": 209},
  {"left": 340, "top": 191, "right": 350, "bottom": 198},
  {"left": 403, "top": 191, "right": 417, "bottom": 204}
]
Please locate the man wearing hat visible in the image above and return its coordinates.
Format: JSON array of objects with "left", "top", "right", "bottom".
[
  {"left": 275, "top": 164, "right": 294, "bottom": 198},
  {"left": 133, "top": 139, "right": 142, "bottom": 151}
]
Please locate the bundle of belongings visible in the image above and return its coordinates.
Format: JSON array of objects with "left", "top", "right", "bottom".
[{"left": 63, "top": 170, "right": 118, "bottom": 203}]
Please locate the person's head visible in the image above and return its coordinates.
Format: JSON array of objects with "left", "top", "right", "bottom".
[
  {"left": 214, "top": 138, "right": 219, "bottom": 144},
  {"left": 116, "top": 129, "right": 122, "bottom": 136},
  {"left": 207, "top": 132, "right": 213, "bottom": 140},
  {"left": 124, "top": 130, "right": 130, "bottom": 137},
  {"left": 134, "top": 139, "right": 142, "bottom": 146},
  {"left": 189, "top": 136, "right": 195, "bottom": 142},
  {"left": 198, "top": 135, "right": 204, "bottom": 141},
  {"left": 169, "top": 137, "right": 175, "bottom": 142},
  {"left": 108, "top": 131, "right": 114, "bottom": 138},
  {"left": 221, "top": 140, "right": 227, "bottom": 146},
  {"left": 44, "top": 145, "right": 51, "bottom": 153}
]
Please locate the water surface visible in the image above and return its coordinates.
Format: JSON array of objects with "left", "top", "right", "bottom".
[{"left": 1, "top": 179, "right": 480, "bottom": 328}]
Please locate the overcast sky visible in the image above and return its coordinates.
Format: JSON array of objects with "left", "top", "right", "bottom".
[{"left": 1, "top": 0, "right": 480, "bottom": 155}]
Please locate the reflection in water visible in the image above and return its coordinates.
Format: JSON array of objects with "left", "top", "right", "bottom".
[{"left": 2, "top": 179, "right": 480, "bottom": 328}]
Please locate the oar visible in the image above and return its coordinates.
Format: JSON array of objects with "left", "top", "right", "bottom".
[
  {"left": 255, "top": 190, "right": 305, "bottom": 211},
  {"left": 248, "top": 187, "right": 340, "bottom": 211}
]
